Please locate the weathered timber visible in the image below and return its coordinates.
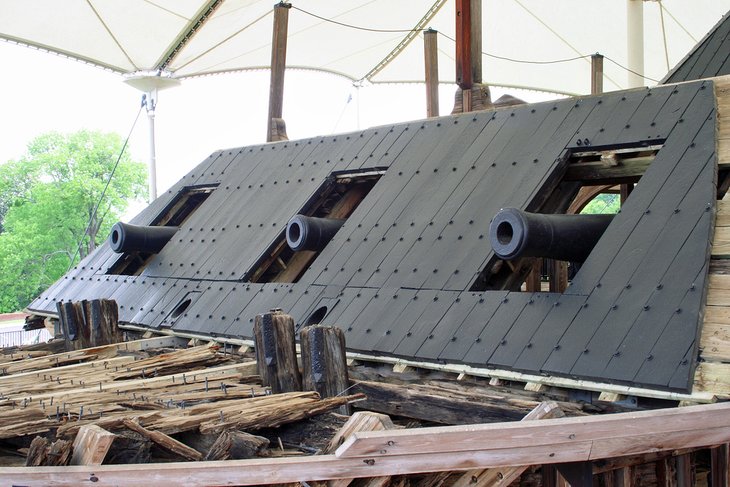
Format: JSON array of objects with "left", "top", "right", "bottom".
[
  {"left": 301, "top": 325, "right": 350, "bottom": 415},
  {"left": 451, "top": 401, "right": 564, "bottom": 487},
  {"left": 325, "top": 411, "right": 396, "bottom": 487},
  {"left": 56, "top": 301, "right": 82, "bottom": 351},
  {"left": 266, "top": 2, "right": 290, "bottom": 142},
  {"left": 424, "top": 28, "right": 439, "bottom": 118},
  {"left": 711, "top": 444, "right": 729, "bottom": 487},
  {"left": 70, "top": 424, "right": 116, "bottom": 465},
  {"left": 196, "top": 393, "right": 365, "bottom": 436},
  {"left": 563, "top": 156, "right": 653, "bottom": 184},
  {"left": 351, "top": 379, "right": 585, "bottom": 425},
  {"left": 25, "top": 436, "right": 72, "bottom": 467},
  {"left": 122, "top": 419, "right": 202, "bottom": 461},
  {"left": 335, "top": 402, "right": 730, "bottom": 460},
  {"left": 6, "top": 402, "right": 730, "bottom": 486},
  {"left": 204, "top": 431, "right": 270, "bottom": 461},
  {"left": 254, "top": 309, "right": 302, "bottom": 393}
]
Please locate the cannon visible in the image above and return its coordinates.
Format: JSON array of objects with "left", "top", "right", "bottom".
[
  {"left": 489, "top": 208, "right": 614, "bottom": 263},
  {"left": 286, "top": 215, "right": 345, "bottom": 252},
  {"left": 109, "top": 222, "right": 178, "bottom": 254}
]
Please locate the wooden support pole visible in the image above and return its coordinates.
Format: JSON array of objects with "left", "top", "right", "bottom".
[
  {"left": 470, "top": 0, "right": 482, "bottom": 86},
  {"left": 266, "top": 2, "right": 291, "bottom": 143},
  {"left": 712, "top": 444, "right": 729, "bottom": 487},
  {"left": 676, "top": 454, "right": 693, "bottom": 487},
  {"left": 591, "top": 53, "right": 604, "bottom": 95},
  {"left": 424, "top": 28, "right": 440, "bottom": 118},
  {"left": 301, "top": 325, "right": 350, "bottom": 415},
  {"left": 455, "top": 0, "right": 472, "bottom": 90},
  {"left": 253, "top": 309, "right": 302, "bottom": 393}
]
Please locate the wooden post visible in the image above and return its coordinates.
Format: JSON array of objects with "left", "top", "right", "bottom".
[
  {"left": 470, "top": 0, "right": 482, "bottom": 86},
  {"left": 253, "top": 308, "right": 302, "bottom": 393},
  {"left": 591, "top": 53, "right": 604, "bottom": 95},
  {"left": 266, "top": 2, "right": 291, "bottom": 143},
  {"left": 454, "top": 0, "right": 485, "bottom": 114},
  {"left": 301, "top": 325, "right": 350, "bottom": 415},
  {"left": 676, "top": 454, "right": 693, "bottom": 487},
  {"left": 56, "top": 301, "right": 82, "bottom": 351},
  {"left": 424, "top": 28, "right": 440, "bottom": 118},
  {"left": 712, "top": 444, "right": 729, "bottom": 487},
  {"left": 614, "top": 467, "right": 634, "bottom": 487},
  {"left": 455, "top": 0, "right": 473, "bottom": 90}
]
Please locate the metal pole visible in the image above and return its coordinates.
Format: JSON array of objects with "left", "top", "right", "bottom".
[
  {"left": 145, "top": 90, "right": 158, "bottom": 202},
  {"left": 591, "top": 54, "right": 604, "bottom": 95},
  {"left": 626, "top": 0, "right": 645, "bottom": 88},
  {"left": 424, "top": 29, "right": 440, "bottom": 117}
]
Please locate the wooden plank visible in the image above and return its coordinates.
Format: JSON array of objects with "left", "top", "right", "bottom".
[
  {"left": 694, "top": 362, "right": 730, "bottom": 395},
  {"left": 699, "top": 320, "right": 730, "bottom": 361},
  {"left": 2, "top": 442, "right": 596, "bottom": 486},
  {"left": 345, "top": 350, "right": 717, "bottom": 403},
  {"left": 326, "top": 411, "right": 395, "bottom": 487},
  {"left": 336, "top": 402, "right": 730, "bottom": 458},
  {"left": 717, "top": 200, "right": 730, "bottom": 226},
  {"left": 450, "top": 401, "right": 563, "bottom": 487},
  {"left": 7, "top": 403, "right": 730, "bottom": 486},
  {"left": 70, "top": 425, "right": 115, "bottom": 466}
]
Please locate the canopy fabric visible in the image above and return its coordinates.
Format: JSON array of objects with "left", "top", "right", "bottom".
[{"left": 1, "top": 0, "right": 728, "bottom": 95}]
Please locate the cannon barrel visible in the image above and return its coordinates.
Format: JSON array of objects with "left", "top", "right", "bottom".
[
  {"left": 109, "top": 222, "right": 178, "bottom": 254},
  {"left": 489, "top": 208, "right": 614, "bottom": 263},
  {"left": 286, "top": 215, "right": 345, "bottom": 252}
]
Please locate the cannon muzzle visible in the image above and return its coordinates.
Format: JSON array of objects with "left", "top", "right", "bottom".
[
  {"left": 109, "top": 222, "right": 178, "bottom": 254},
  {"left": 490, "top": 208, "right": 614, "bottom": 263},
  {"left": 286, "top": 215, "right": 345, "bottom": 252}
]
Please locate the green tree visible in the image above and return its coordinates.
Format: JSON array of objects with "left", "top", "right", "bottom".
[
  {"left": 0, "top": 130, "right": 147, "bottom": 312},
  {"left": 580, "top": 193, "right": 620, "bottom": 215}
]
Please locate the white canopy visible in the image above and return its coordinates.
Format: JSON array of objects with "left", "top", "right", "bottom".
[{"left": 1, "top": 1, "right": 728, "bottom": 96}]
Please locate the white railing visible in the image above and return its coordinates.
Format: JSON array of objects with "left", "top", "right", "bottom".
[{"left": 0, "top": 328, "right": 52, "bottom": 348}]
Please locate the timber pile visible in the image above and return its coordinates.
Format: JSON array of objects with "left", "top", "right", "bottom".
[
  {"left": 0, "top": 336, "right": 364, "bottom": 468},
  {"left": 1, "top": 324, "right": 730, "bottom": 486}
]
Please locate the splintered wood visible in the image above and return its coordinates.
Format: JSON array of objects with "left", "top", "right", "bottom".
[{"left": 0, "top": 337, "right": 364, "bottom": 468}]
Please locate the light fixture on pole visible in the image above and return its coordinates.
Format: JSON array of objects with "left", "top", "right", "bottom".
[{"left": 123, "top": 73, "right": 181, "bottom": 202}]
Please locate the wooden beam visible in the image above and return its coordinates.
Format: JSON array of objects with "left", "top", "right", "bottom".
[
  {"left": 424, "top": 28, "right": 440, "bottom": 118},
  {"left": 335, "top": 402, "right": 730, "bottom": 459},
  {"left": 121, "top": 419, "right": 203, "bottom": 461},
  {"left": 352, "top": 380, "right": 582, "bottom": 425},
  {"left": 6, "top": 403, "right": 730, "bottom": 486},
  {"left": 451, "top": 402, "right": 563, "bottom": 487},
  {"left": 564, "top": 156, "right": 653, "bottom": 183},
  {"left": 266, "top": 2, "right": 291, "bottom": 142}
]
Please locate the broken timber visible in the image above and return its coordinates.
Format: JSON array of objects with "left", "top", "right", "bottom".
[{"left": 4, "top": 402, "right": 730, "bottom": 486}]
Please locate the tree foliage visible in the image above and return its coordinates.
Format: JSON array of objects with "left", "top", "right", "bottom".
[
  {"left": 580, "top": 193, "right": 620, "bottom": 215},
  {"left": 0, "top": 130, "right": 147, "bottom": 312}
]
